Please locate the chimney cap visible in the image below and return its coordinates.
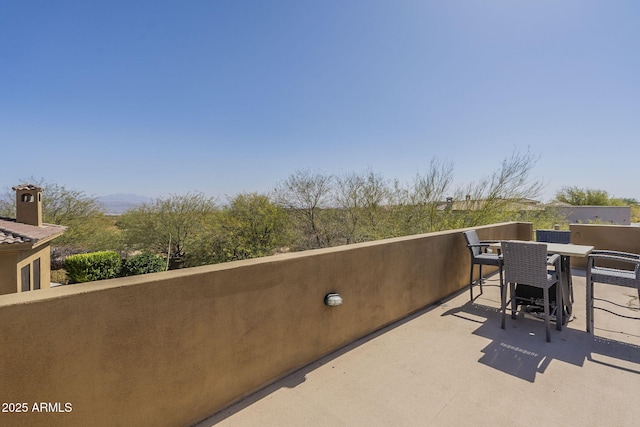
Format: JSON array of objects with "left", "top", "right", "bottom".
[{"left": 12, "top": 184, "right": 43, "bottom": 192}]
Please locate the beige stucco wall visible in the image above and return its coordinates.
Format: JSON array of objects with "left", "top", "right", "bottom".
[
  {"left": 17, "top": 245, "right": 52, "bottom": 291},
  {"left": 0, "top": 245, "right": 51, "bottom": 295},
  {"left": 570, "top": 224, "right": 640, "bottom": 269},
  {"left": 0, "top": 252, "right": 18, "bottom": 294},
  {"left": 0, "top": 222, "right": 531, "bottom": 427}
]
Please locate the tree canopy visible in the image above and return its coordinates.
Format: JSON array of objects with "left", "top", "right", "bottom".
[
  {"left": 554, "top": 186, "right": 626, "bottom": 206},
  {"left": 117, "top": 192, "right": 218, "bottom": 268},
  {"left": 210, "top": 193, "right": 289, "bottom": 262},
  {"left": 3, "top": 149, "right": 578, "bottom": 274}
]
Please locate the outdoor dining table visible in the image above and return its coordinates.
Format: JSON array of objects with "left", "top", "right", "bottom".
[{"left": 490, "top": 241, "right": 594, "bottom": 326}]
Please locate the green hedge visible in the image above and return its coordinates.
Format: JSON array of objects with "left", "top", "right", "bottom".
[
  {"left": 121, "top": 253, "right": 166, "bottom": 277},
  {"left": 65, "top": 251, "right": 122, "bottom": 284}
]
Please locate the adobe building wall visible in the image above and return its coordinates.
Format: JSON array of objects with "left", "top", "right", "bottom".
[
  {"left": 557, "top": 206, "right": 631, "bottom": 225},
  {"left": 0, "top": 222, "right": 531, "bottom": 427},
  {"left": 0, "top": 253, "right": 18, "bottom": 294},
  {"left": 0, "top": 245, "right": 52, "bottom": 295},
  {"left": 17, "top": 245, "right": 52, "bottom": 291}
]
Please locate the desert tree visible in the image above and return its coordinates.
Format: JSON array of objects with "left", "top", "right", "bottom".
[
  {"left": 273, "top": 170, "right": 336, "bottom": 249},
  {"left": 554, "top": 186, "right": 624, "bottom": 206},
  {"left": 334, "top": 169, "right": 390, "bottom": 243},
  {"left": 118, "top": 192, "right": 218, "bottom": 268},
  {"left": 386, "top": 159, "right": 454, "bottom": 236},
  {"left": 210, "top": 192, "right": 290, "bottom": 262},
  {"left": 452, "top": 149, "right": 545, "bottom": 228}
]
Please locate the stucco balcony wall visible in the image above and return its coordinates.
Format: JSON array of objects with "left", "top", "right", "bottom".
[
  {"left": 0, "top": 222, "right": 531, "bottom": 427},
  {"left": 570, "top": 224, "right": 640, "bottom": 269}
]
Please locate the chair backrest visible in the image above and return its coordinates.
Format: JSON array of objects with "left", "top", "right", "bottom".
[
  {"left": 501, "top": 240, "right": 550, "bottom": 287},
  {"left": 463, "top": 230, "right": 481, "bottom": 257},
  {"left": 536, "top": 229, "right": 570, "bottom": 244}
]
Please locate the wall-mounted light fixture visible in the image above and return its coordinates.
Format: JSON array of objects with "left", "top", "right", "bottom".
[{"left": 324, "top": 293, "right": 343, "bottom": 307}]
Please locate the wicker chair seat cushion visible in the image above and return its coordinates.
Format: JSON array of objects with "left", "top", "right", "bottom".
[{"left": 473, "top": 253, "right": 501, "bottom": 266}]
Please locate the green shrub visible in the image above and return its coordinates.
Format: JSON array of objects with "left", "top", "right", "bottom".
[
  {"left": 121, "top": 252, "right": 166, "bottom": 277},
  {"left": 65, "top": 251, "right": 122, "bottom": 284}
]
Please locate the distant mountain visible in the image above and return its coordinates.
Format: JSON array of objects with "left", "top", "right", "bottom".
[{"left": 97, "top": 194, "right": 154, "bottom": 215}]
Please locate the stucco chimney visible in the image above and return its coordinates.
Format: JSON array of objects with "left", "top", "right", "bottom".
[{"left": 12, "top": 184, "right": 43, "bottom": 227}]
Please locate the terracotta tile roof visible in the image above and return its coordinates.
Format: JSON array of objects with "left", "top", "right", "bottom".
[
  {"left": 12, "top": 184, "right": 44, "bottom": 191},
  {"left": 0, "top": 217, "right": 66, "bottom": 248},
  {"left": 0, "top": 229, "right": 31, "bottom": 244}
]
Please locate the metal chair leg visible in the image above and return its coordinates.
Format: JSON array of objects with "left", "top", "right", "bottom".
[
  {"left": 469, "top": 264, "right": 474, "bottom": 300},
  {"left": 586, "top": 273, "right": 593, "bottom": 334},
  {"left": 543, "top": 288, "right": 551, "bottom": 342},
  {"left": 501, "top": 273, "right": 507, "bottom": 329}
]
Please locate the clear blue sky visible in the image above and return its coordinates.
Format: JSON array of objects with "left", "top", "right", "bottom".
[{"left": 1, "top": 1, "right": 639, "bottom": 202}]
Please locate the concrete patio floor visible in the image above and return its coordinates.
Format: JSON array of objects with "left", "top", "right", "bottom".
[{"left": 197, "top": 270, "right": 640, "bottom": 426}]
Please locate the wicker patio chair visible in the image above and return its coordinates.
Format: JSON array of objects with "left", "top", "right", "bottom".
[
  {"left": 536, "top": 229, "right": 574, "bottom": 303},
  {"left": 463, "top": 230, "right": 503, "bottom": 301},
  {"left": 586, "top": 250, "right": 640, "bottom": 334},
  {"left": 501, "top": 240, "right": 562, "bottom": 342}
]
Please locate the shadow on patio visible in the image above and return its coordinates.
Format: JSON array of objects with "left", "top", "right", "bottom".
[{"left": 444, "top": 295, "right": 640, "bottom": 383}]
